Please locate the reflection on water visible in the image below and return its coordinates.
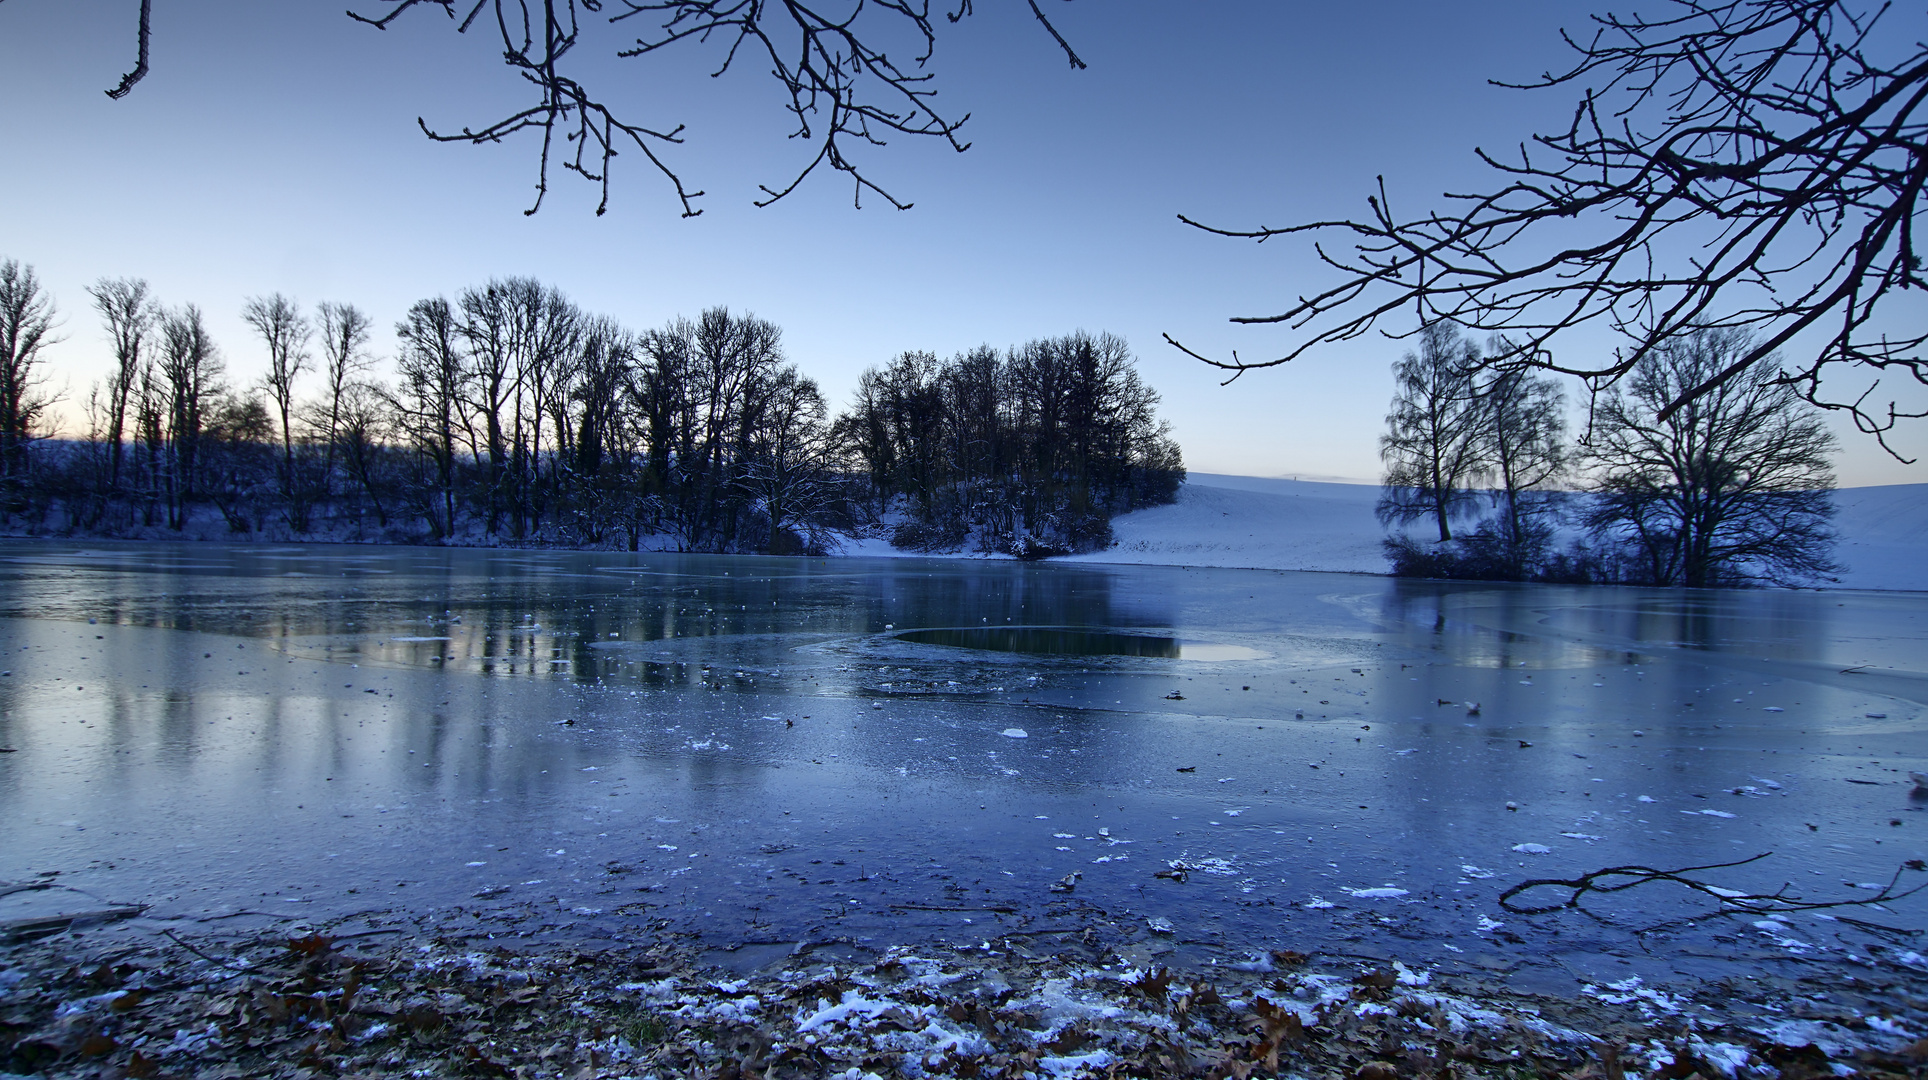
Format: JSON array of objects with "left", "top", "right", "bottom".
[
  {"left": 897, "top": 626, "right": 1182, "bottom": 657},
  {"left": 896, "top": 626, "right": 1270, "bottom": 662},
  {"left": 0, "top": 540, "right": 1923, "bottom": 992}
]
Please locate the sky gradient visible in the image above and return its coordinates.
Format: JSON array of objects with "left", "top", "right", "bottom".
[{"left": 3, "top": 0, "right": 1922, "bottom": 485}]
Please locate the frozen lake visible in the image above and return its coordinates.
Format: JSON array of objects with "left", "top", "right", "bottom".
[{"left": 2, "top": 541, "right": 1924, "bottom": 993}]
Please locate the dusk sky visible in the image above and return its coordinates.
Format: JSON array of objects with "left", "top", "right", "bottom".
[{"left": 4, "top": 0, "right": 1922, "bottom": 485}]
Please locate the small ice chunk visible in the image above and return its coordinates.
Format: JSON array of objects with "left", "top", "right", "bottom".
[
  {"left": 1344, "top": 886, "right": 1410, "bottom": 899},
  {"left": 1684, "top": 809, "right": 1737, "bottom": 818},
  {"left": 1638, "top": 795, "right": 1657, "bottom": 803},
  {"left": 1000, "top": 728, "right": 1028, "bottom": 739},
  {"left": 1511, "top": 843, "right": 1552, "bottom": 854}
]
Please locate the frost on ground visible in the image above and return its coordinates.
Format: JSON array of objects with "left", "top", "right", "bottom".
[{"left": 4, "top": 920, "right": 1927, "bottom": 1080}]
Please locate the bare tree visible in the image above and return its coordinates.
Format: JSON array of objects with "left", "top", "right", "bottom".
[
  {"left": 1585, "top": 328, "right": 1838, "bottom": 587},
  {"left": 242, "top": 294, "right": 315, "bottom": 530},
  {"left": 1378, "top": 322, "right": 1488, "bottom": 544},
  {"left": 393, "top": 296, "right": 472, "bottom": 539},
  {"left": 62, "top": 0, "right": 1084, "bottom": 214},
  {"left": 840, "top": 332, "right": 1181, "bottom": 554},
  {"left": 1172, "top": 0, "right": 1928, "bottom": 456},
  {"left": 0, "top": 260, "right": 58, "bottom": 487},
  {"left": 562, "top": 316, "right": 639, "bottom": 544},
  {"left": 514, "top": 281, "right": 582, "bottom": 532},
  {"left": 156, "top": 304, "right": 224, "bottom": 528},
  {"left": 87, "top": 277, "right": 157, "bottom": 489},
  {"left": 738, "top": 365, "right": 836, "bottom": 554},
  {"left": 456, "top": 281, "right": 523, "bottom": 533},
  {"left": 1476, "top": 356, "right": 1568, "bottom": 568},
  {"left": 333, "top": 380, "right": 394, "bottom": 529},
  {"left": 241, "top": 293, "right": 311, "bottom": 472},
  {"left": 316, "top": 301, "right": 376, "bottom": 482}
]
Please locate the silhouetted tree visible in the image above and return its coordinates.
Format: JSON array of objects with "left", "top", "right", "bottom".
[
  {"left": 456, "top": 281, "right": 520, "bottom": 534},
  {"left": 315, "top": 300, "right": 376, "bottom": 485},
  {"left": 201, "top": 395, "right": 277, "bottom": 533},
  {"left": 1378, "top": 322, "right": 1487, "bottom": 543},
  {"left": 0, "top": 260, "right": 57, "bottom": 494},
  {"left": 392, "top": 296, "right": 470, "bottom": 539},
  {"left": 841, "top": 331, "right": 1181, "bottom": 554},
  {"left": 738, "top": 366, "right": 837, "bottom": 554},
  {"left": 155, "top": 304, "right": 223, "bottom": 528},
  {"left": 1473, "top": 359, "right": 1568, "bottom": 572},
  {"left": 241, "top": 294, "right": 310, "bottom": 468},
  {"left": 87, "top": 277, "right": 156, "bottom": 490},
  {"left": 242, "top": 293, "right": 315, "bottom": 529},
  {"left": 333, "top": 380, "right": 393, "bottom": 530},
  {"left": 1585, "top": 328, "right": 1838, "bottom": 587}
]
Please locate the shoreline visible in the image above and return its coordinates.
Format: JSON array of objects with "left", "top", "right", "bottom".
[
  {"left": 0, "top": 530, "right": 1921, "bottom": 596},
  {"left": 5, "top": 906, "right": 1925, "bottom": 1080}
]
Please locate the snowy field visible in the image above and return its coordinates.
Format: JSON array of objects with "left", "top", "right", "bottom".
[{"left": 1064, "top": 472, "right": 1928, "bottom": 592}]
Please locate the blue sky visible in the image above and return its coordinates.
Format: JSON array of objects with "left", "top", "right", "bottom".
[{"left": 2, "top": 0, "right": 1921, "bottom": 484}]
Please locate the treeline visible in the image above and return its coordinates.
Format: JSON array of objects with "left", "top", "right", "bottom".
[
  {"left": 0, "top": 259, "right": 1183, "bottom": 555},
  {"left": 840, "top": 336, "right": 1182, "bottom": 556},
  {"left": 1379, "top": 322, "right": 1838, "bottom": 588}
]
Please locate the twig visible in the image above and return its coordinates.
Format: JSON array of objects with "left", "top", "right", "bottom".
[
  {"left": 158, "top": 928, "right": 255, "bottom": 971},
  {"left": 1499, "top": 852, "right": 1928, "bottom": 917}
]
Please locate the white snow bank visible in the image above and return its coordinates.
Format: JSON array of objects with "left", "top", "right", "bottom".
[
  {"left": 1830, "top": 483, "right": 1928, "bottom": 591},
  {"left": 1062, "top": 473, "right": 1385, "bottom": 575},
  {"left": 1060, "top": 473, "right": 1927, "bottom": 591}
]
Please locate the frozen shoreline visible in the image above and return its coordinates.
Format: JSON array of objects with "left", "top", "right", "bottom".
[{"left": 4, "top": 912, "right": 1925, "bottom": 1080}]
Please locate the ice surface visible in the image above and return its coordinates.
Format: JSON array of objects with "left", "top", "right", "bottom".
[{"left": 0, "top": 538, "right": 1921, "bottom": 997}]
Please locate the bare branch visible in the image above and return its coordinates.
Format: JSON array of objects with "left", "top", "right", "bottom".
[
  {"left": 1175, "top": 0, "right": 1928, "bottom": 454},
  {"left": 1499, "top": 852, "right": 1928, "bottom": 916},
  {"left": 105, "top": 0, "right": 151, "bottom": 99}
]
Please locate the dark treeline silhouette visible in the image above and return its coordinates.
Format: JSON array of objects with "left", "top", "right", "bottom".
[
  {"left": 0, "top": 263, "right": 1182, "bottom": 556},
  {"left": 840, "top": 333, "right": 1183, "bottom": 557}
]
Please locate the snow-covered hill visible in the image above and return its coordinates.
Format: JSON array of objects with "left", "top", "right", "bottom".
[{"left": 1064, "top": 473, "right": 1928, "bottom": 592}]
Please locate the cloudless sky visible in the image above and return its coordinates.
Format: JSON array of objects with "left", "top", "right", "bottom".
[{"left": 2, "top": 0, "right": 1921, "bottom": 484}]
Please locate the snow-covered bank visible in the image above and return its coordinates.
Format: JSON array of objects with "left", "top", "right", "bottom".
[
  {"left": 1832, "top": 482, "right": 1928, "bottom": 591},
  {"left": 1065, "top": 473, "right": 1928, "bottom": 592},
  {"left": 1061, "top": 473, "right": 1385, "bottom": 576}
]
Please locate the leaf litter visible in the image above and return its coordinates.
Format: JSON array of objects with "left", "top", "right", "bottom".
[{"left": 5, "top": 908, "right": 1928, "bottom": 1079}]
